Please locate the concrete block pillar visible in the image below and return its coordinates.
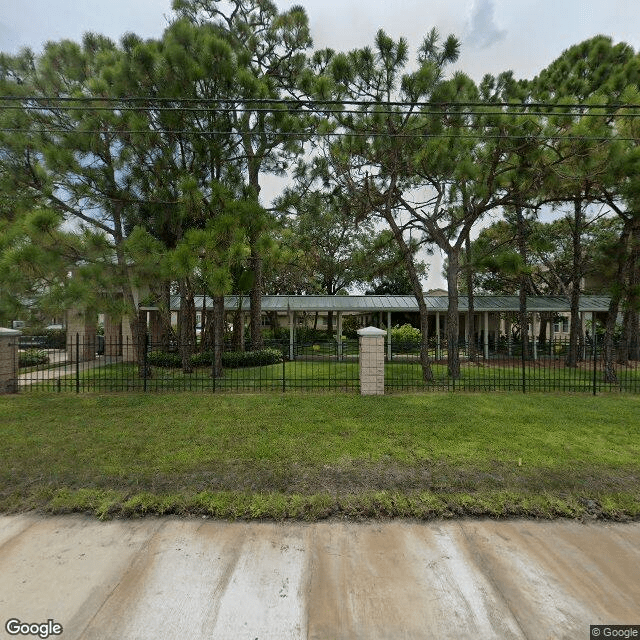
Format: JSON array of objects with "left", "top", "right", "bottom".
[
  {"left": 0, "top": 328, "right": 20, "bottom": 394},
  {"left": 358, "top": 326, "right": 386, "bottom": 396}
]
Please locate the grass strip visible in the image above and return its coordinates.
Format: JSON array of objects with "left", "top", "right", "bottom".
[
  {"left": 2, "top": 488, "right": 639, "bottom": 522},
  {"left": 2, "top": 392, "right": 639, "bottom": 521}
]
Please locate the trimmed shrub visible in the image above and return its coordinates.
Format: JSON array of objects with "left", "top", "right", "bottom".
[
  {"left": 190, "top": 351, "right": 214, "bottom": 367},
  {"left": 43, "top": 328, "right": 66, "bottom": 349},
  {"left": 148, "top": 348, "right": 283, "bottom": 369},
  {"left": 19, "top": 349, "right": 49, "bottom": 368},
  {"left": 295, "top": 327, "right": 331, "bottom": 343},
  {"left": 147, "top": 351, "right": 181, "bottom": 368},
  {"left": 222, "top": 348, "right": 283, "bottom": 368},
  {"left": 390, "top": 324, "right": 421, "bottom": 352},
  {"left": 261, "top": 327, "right": 289, "bottom": 341},
  {"left": 391, "top": 323, "right": 421, "bottom": 343}
]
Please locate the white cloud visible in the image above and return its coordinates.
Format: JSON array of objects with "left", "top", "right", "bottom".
[{"left": 464, "top": 0, "right": 507, "bottom": 49}]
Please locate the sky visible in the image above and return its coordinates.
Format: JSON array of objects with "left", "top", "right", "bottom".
[{"left": 2, "top": 0, "right": 639, "bottom": 289}]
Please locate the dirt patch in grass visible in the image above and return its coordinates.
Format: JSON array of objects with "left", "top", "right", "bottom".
[{"left": 5, "top": 460, "right": 637, "bottom": 497}]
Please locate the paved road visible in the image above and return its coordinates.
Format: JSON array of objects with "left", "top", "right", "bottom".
[{"left": 0, "top": 515, "right": 638, "bottom": 639}]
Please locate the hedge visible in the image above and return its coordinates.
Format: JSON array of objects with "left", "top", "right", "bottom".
[
  {"left": 19, "top": 349, "right": 50, "bottom": 368},
  {"left": 147, "top": 348, "right": 283, "bottom": 369}
]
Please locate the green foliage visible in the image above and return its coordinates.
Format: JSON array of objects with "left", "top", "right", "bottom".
[
  {"left": 221, "top": 348, "right": 283, "bottom": 368},
  {"left": 261, "top": 327, "right": 289, "bottom": 342},
  {"left": 148, "top": 348, "right": 283, "bottom": 369},
  {"left": 42, "top": 328, "right": 66, "bottom": 349},
  {"left": 19, "top": 349, "right": 49, "bottom": 368},
  {"left": 294, "top": 327, "right": 331, "bottom": 343},
  {"left": 390, "top": 324, "right": 421, "bottom": 345},
  {"left": 147, "top": 351, "right": 182, "bottom": 368},
  {"left": 341, "top": 315, "right": 361, "bottom": 339}
]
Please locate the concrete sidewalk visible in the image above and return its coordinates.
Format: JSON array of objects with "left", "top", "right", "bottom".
[
  {"left": 0, "top": 515, "right": 638, "bottom": 639},
  {"left": 18, "top": 354, "right": 122, "bottom": 386}
]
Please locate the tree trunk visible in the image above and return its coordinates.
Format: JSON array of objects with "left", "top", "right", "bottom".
[
  {"left": 628, "top": 229, "right": 640, "bottom": 361},
  {"left": 384, "top": 211, "right": 433, "bottom": 381},
  {"left": 178, "top": 278, "right": 196, "bottom": 373},
  {"left": 618, "top": 307, "right": 631, "bottom": 364},
  {"left": 516, "top": 205, "right": 529, "bottom": 360},
  {"left": 113, "top": 203, "right": 148, "bottom": 377},
  {"left": 538, "top": 313, "right": 549, "bottom": 352},
  {"left": 202, "top": 309, "right": 215, "bottom": 351},
  {"left": 465, "top": 235, "right": 477, "bottom": 362},
  {"left": 211, "top": 294, "right": 224, "bottom": 378},
  {"left": 630, "top": 308, "right": 640, "bottom": 361},
  {"left": 603, "top": 295, "right": 621, "bottom": 384},
  {"left": 446, "top": 249, "right": 461, "bottom": 379},
  {"left": 603, "top": 222, "right": 633, "bottom": 382},
  {"left": 566, "top": 198, "right": 583, "bottom": 367},
  {"left": 249, "top": 239, "right": 264, "bottom": 350},
  {"left": 158, "top": 283, "right": 173, "bottom": 351},
  {"left": 129, "top": 310, "right": 151, "bottom": 379},
  {"left": 232, "top": 303, "right": 245, "bottom": 352}
]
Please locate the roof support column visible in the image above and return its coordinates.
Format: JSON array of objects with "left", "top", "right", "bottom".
[
  {"left": 436, "top": 312, "right": 441, "bottom": 360},
  {"left": 387, "top": 311, "right": 392, "bottom": 360},
  {"left": 484, "top": 311, "right": 489, "bottom": 360},
  {"left": 581, "top": 312, "right": 587, "bottom": 360},
  {"left": 337, "top": 311, "right": 343, "bottom": 360},
  {"left": 532, "top": 313, "right": 538, "bottom": 361}
]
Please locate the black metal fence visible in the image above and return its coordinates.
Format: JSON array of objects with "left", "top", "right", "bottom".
[
  {"left": 15, "top": 333, "right": 640, "bottom": 394},
  {"left": 385, "top": 336, "right": 640, "bottom": 394},
  {"left": 17, "top": 335, "right": 360, "bottom": 393}
]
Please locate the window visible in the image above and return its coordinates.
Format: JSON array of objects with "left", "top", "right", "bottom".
[{"left": 553, "top": 317, "right": 569, "bottom": 333}]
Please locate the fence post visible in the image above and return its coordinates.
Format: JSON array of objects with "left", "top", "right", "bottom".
[
  {"left": 76, "top": 332, "right": 80, "bottom": 394},
  {"left": 282, "top": 348, "right": 286, "bottom": 393},
  {"left": 143, "top": 334, "right": 149, "bottom": 393},
  {"left": 521, "top": 332, "right": 526, "bottom": 394},
  {"left": 592, "top": 332, "right": 598, "bottom": 396},
  {"left": 212, "top": 347, "right": 217, "bottom": 393},
  {"left": 357, "top": 327, "right": 386, "bottom": 395}
]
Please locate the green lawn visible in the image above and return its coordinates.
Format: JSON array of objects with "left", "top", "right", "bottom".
[{"left": 2, "top": 392, "right": 639, "bottom": 520}]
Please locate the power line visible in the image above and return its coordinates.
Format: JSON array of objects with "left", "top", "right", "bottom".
[
  {"left": 2, "top": 95, "right": 640, "bottom": 111},
  {"left": 1, "top": 103, "right": 638, "bottom": 120},
  {"left": 0, "top": 127, "right": 628, "bottom": 141}
]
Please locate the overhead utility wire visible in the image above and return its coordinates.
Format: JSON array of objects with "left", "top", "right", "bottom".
[
  {"left": 2, "top": 103, "right": 639, "bottom": 119},
  {"left": 2, "top": 95, "right": 640, "bottom": 110},
  {"left": 0, "top": 127, "right": 630, "bottom": 141}
]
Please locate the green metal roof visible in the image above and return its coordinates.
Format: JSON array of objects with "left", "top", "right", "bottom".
[{"left": 169, "top": 294, "right": 611, "bottom": 313}]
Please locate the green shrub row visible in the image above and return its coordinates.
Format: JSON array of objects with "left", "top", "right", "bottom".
[
  {"left": 19, "top": 349, "right": 50, "bottom": 368},
  {"left": 221, "top": 348, "right": 283, "bottom": 368},
  {"left": 147, "top": 348, "right": 283, "bottom": 369},
  {"left": 147, "top": 351, "right": 181, "bottom": 367}
]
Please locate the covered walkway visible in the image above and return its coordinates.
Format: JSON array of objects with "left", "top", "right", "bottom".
[{"left": 170, "top": 294, "right": 612, "bottom": 360}]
